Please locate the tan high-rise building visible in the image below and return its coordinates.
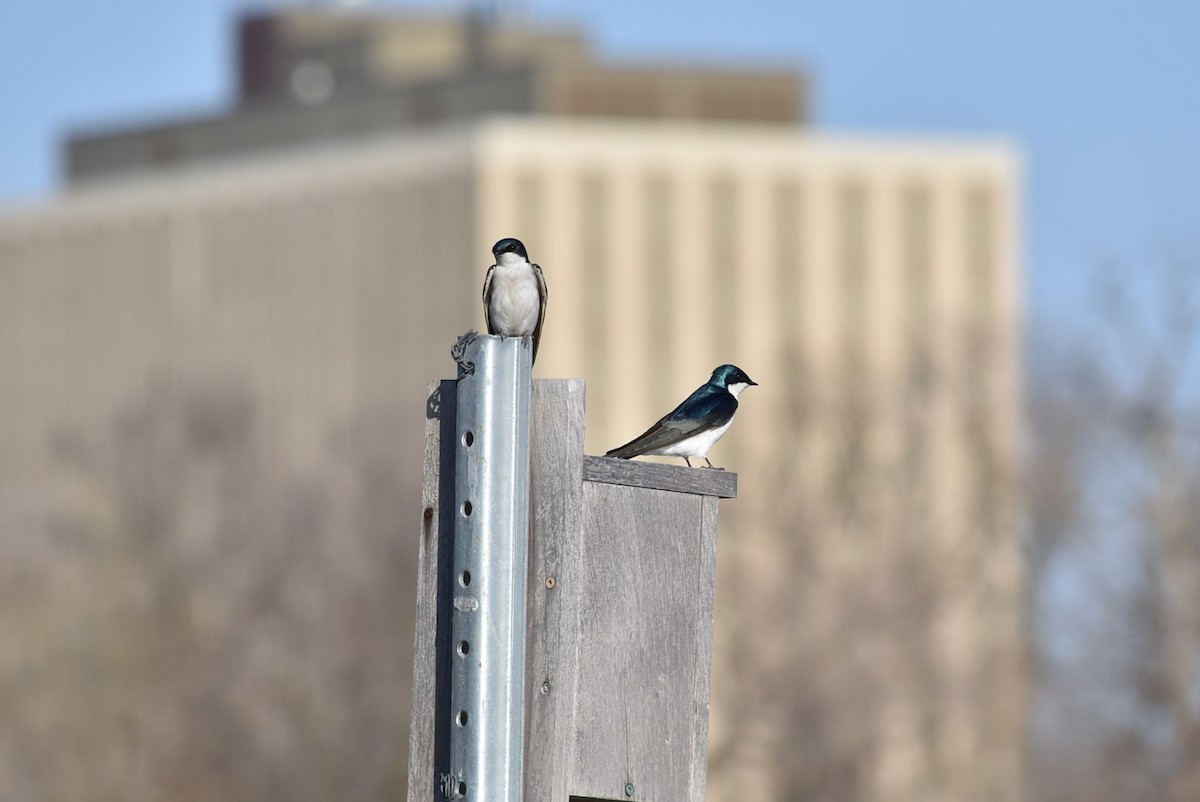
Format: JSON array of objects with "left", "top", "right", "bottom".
[{"left": 0, "top": 10, "right": 1023, "bottom": 802}]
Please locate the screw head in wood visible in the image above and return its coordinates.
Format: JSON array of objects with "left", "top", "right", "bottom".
[{"left": 545, "top": 576, "right": 556, "bottom": 589}]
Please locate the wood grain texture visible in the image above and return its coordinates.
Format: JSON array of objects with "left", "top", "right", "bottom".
[
  {"left": 406, "top": 380, "right": 458, "bottom": 802},
  {"left": 689, "top": 496, "right": 720, "bottom": 801},
  {"left": 524, "top": 380, "right": 587, "bottom": 802},
  {"left": 568, "top": 483, "right": 710, "bottom": 802},
  {"left": 583, "top": 454, "right": 738, "bottom": 499}
]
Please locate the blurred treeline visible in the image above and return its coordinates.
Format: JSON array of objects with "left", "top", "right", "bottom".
[
  {"left": 1026, "top": 258, "right": 1200, "bottom": 802},
  {"left": 0, "top": 380, "right": 419, "bottom": 801}
]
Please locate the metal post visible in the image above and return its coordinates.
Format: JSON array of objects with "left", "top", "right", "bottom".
[{"left": 446, "top": 334, "right": 532, "bottom": 802}]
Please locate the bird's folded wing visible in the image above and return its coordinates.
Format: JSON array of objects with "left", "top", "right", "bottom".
[
  {"left": 608, "top": 390, "right": 736, "bottom": 455},
  {"left": 532, "top": 262, "right": 548, "bottom": 362},
  {"left": 481, "top": 264, "right": 496, "bottom": 334}
]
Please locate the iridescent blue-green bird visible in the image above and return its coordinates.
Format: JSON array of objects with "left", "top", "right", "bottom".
[{"left": 606, "top": 364, "right": 757, "bottom": 469}]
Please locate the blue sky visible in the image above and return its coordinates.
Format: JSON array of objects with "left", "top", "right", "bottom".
[{"left": 2, "top": 0, "right": 1198, "bottom": 327}]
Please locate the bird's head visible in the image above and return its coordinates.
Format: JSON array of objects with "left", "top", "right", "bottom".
[
  {"left": 711, "top": 364, "right": 758, "bottom": 397},
  {"left": 492, "top": 237, "right": 529, "bottom": 262}
]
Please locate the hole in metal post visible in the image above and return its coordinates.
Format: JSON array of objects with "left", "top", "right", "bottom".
[
  {"left": 458, "top": 640, "right": 470, "bottom": 656},
  {"left": 461, "top": 501, "right": 472, "bottom": 517},
  {"left": 460, "top": 570, "right": 471, "bottom": 587},
  {"left": 462, "top": 431, "right": 474, "bottom": 447},
  {"left": 458, "top": 780, "right": 467, "bottom": 796},
  {"left": 456, "top": 710, "right": 468, "bottom": 727}
]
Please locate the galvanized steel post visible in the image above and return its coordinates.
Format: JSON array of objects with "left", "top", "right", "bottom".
[{"left": 446, "top": 335, "right": 532, "bottom": 802}]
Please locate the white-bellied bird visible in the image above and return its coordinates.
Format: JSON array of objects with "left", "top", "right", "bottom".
[
  {"left": 605, "top": 364, "right": 757, "bottom": 469},
  {"left": 482, "top": 237, "right": 548, "bottom": 364}
]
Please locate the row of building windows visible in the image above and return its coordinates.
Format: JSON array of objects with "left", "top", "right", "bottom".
[{"left": 513, "top": 171, "right": 1002, "bottom": 363}]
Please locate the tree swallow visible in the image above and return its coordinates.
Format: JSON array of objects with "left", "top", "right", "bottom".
[
  {"left": 482, "top": 237, "right": 548, "bottom": 364},
  {"left": 605, "top": 364, "right": 758, "bottom": 469}
]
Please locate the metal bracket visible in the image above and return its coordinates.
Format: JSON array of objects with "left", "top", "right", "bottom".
[{"left": 447, "top": 334, "right": 533, "bottom": 802}]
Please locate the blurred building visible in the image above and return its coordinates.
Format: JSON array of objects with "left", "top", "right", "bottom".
[
  {"left": 0, "top": 9, "right": 1023, "bottom": 802},
  {"left": 67, "top": 10, "right": 803, "bottom": 184}
]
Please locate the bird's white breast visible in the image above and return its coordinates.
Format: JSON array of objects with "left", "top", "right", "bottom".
[{"left": 488, "top": 262, "right": 541, "bottom": 336}]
